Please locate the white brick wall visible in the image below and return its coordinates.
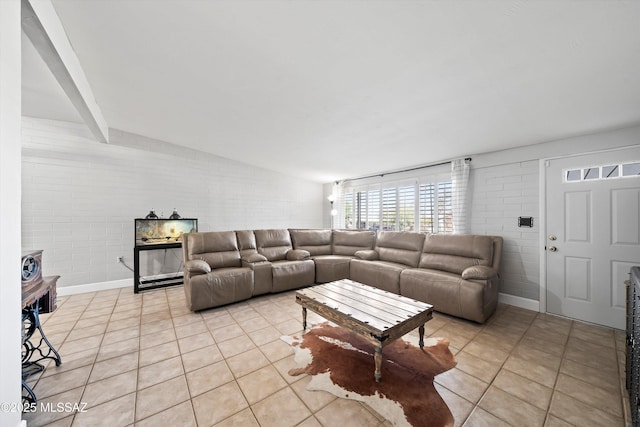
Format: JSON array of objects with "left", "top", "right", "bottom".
[
  {"left": 22, "top": 117, "right": 323, "bottom": 288},
  {"left": 468, "top": 160, "right": 540, "bottom": 300}
]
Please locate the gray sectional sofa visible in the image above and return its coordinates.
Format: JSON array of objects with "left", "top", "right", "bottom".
[{"left": 182, "top": 228, "right": 502, "bottom": 323}]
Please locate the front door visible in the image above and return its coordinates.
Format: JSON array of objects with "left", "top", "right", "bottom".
[{"left": 546, "top": 147, "right": 640, "bottom": 329}]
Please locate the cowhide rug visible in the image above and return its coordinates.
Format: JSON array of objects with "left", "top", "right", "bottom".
[{"left": 281, "top": 323, "right": 457, "bottom": 427}]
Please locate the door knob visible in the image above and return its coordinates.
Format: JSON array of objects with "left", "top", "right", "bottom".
[
  {"left": 548, "top": 235, "right": 557, "bottom": 241},
  {"left": 548, "top": 246, "right": 558, "bottom": 252}
]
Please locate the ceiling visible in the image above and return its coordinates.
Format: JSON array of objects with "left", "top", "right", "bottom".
[{"left": 21, "top": 0, "right": 640, "bottom": 183}]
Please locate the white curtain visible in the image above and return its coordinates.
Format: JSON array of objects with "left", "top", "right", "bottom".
[{"left": 451, "top": 158, "right": 470, "bottom": 234}]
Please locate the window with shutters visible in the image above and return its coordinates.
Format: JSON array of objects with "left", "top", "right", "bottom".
[
  {"left": 382, "top": 188, "right": 397, "bottom": 231},
  {"left": 398, "top": 185, "right": 415, "bottom": 231},
  {"left": 419, "top": 183, "right": 435, "bottom": 233},
  {"left": 346, "top": 178, "right": 452, "bottom": 233},
  {"left": 344, "top": 192, "right": 353, "bottom": 229},
  {"left": 367, "top": 189, "right": 381, "bottom": 230},
  {"left": 353, "top": 189, "right": 380, "bottom": 230},
  {"left": 356, "top": 190, "right": 367, "bottom": 229},
  {"left": 437, "top": 181, "right": 453, "bottom": 233}
]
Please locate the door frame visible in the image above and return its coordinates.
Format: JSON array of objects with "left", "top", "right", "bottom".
[{"left": 539, "top": 145, "right": 640, "bottom": 317}]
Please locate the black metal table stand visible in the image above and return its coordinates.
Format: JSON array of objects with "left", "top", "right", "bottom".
[{"left": 22, "top": 298, "right": 62, "bottom": 404}]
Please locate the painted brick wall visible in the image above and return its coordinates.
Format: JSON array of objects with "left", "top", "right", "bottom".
[
  {"left": 22, "top": 117, "right": 323, "bottom": 288},
  {"left": 468, "top": 160, "right": 540, "bottom": 300}
]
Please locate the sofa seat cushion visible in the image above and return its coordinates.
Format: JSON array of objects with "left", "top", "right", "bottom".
[
  {"left": 312, "top": 255, "right": 353, "bottom": 283},
  {"left": 271, "top": 259, "right": 315, "bottom": 292},
  {"left": 186, "top": 267, "right": 254, "bottom": 311},
  {"left": 350, "top": 259, "right": 406, "bottom": 294},
  {"left": 400, "top": 268, "right": 490, "bottom": 323}
]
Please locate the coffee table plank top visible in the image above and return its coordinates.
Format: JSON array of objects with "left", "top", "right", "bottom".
[
  {"left": 322, "top": 280, "right": 428, "bottom": 316},
  {"left": 298, "top": 287, "right": 395, "bottom": 331},
  {"left": 307, "top": 285, "right": 422, "bottom": 327},
  {"left": 296, "top": 279, "right": 433, "bottom": 336}
]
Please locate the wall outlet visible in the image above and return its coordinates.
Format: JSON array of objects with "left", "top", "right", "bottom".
[{"left": 117, "top": 256, "right": 124, "bottom": 263}]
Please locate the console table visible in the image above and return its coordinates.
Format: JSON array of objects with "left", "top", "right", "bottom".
[{"left": 22, "top": 275, "right": 62, "bottom": 404}]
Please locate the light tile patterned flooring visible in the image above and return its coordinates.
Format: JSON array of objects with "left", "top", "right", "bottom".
[{"left": 23, "top": 286, "right": 628, "bottom": 427}]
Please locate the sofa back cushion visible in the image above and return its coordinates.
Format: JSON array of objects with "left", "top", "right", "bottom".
[
  {"left": 375, "top": 231, "right": 425, "bottom": 267},
  {"left": 185, "top": 231, "right": 241, "bottom": 269},
  {"left": 332, "top": 230, "right": 376, "bottom": 256},
  {"left": 420, "top": 234, "right": 494, "bottom": 274},
  {"left": 236, "top": 230, "right": 258, "bottom": 257},
  {"left": 254, "top": 229, "right": 292, "bottom": 261},
  {"left": 289, "top": 229, "right": 332, "bottom": 256}
]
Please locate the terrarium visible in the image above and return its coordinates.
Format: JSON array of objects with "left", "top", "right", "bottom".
[{"left": 134, "top": 218, "right": 198, "bottom": 246}]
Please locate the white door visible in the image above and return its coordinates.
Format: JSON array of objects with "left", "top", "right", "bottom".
[{"left": 546, "top": 147, "right": 640, "bottom": 329}]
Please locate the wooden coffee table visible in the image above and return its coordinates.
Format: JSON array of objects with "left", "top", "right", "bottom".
[{"left": 295, "top": 279, "right": 433, "bottom": 382}]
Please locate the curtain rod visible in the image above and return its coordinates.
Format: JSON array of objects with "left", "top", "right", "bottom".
[{"left": 338, "top": 157, "right": 471, "bottom": 184}]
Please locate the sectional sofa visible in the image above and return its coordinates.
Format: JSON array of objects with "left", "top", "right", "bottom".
[{"left": 181, "top": 228, "right": 502, "bottom": 323}]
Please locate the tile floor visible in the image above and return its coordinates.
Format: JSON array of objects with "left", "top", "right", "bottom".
[{"left": 23, "top": 285, "right": 629, "bottom": 427}]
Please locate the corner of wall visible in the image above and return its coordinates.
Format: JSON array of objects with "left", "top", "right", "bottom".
[{"left": 499, "top": 293, "right": 540, "bottom": 312}]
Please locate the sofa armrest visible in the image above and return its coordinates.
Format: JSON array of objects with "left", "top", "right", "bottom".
[
  {"left": 354, "top": 250, "right": 379, "bottom": 261},
  {"left": 462, "top": 265, "right": 498, "bottom": 281},
  {"left": 287, "top": 249, "right": 311, "bottom": 261},
  {"left": 185, "top": 259, "right": 211, "bottom": 275},
  {"left": 242, "top": 253, "right": 268, "bottom": 263}
]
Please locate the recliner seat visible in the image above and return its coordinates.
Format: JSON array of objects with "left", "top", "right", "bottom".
[
  {"left": 182, "top": 231, "right": 254, "bottom": 311},
  {"left": 254, "top": 229, "right": 315, "bottom": 293},
  {"left": 289, "top": 229, "right": 376, "bottom": 283}
]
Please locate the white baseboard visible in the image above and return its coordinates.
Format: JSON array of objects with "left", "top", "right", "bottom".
[
  {"left": 57, "top": 281, "right": 541, "bottom": 313},
  {"left": 499, "top": 292, "right": 540, "bottom": 312},
  {"left": 57, "top": 279, "right": 132, "bottom": 296}
]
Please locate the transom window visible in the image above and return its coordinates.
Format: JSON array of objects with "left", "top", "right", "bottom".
[{"left": 565, "top": 161, "right": 640, "bottom": 183}]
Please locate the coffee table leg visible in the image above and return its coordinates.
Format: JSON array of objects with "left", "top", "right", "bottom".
[
  {"left": 374, "top": 345, "right": 382, "bottom": 382},
  {"left": 419, "top": 324, "right": 425, "bottom": 348},
  {"left": 302, "top": 307, "right": 307, "bottom": 331}
]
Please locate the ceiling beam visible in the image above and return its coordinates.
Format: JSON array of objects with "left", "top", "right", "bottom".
[{"left": 21, "top": 0, "right": 109, "bottom": 143}]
